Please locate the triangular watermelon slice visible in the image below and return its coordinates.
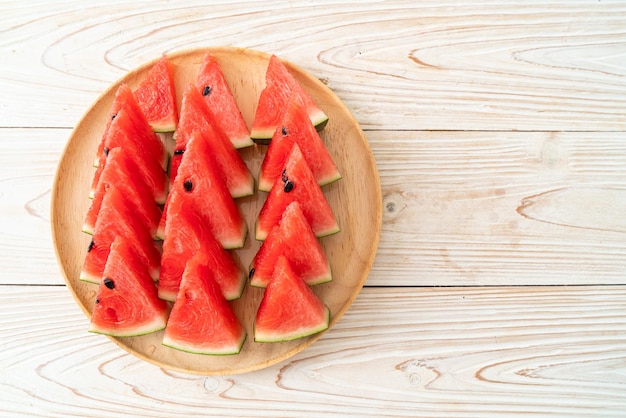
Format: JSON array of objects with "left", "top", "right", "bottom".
[
  {"left": 165, "top": 129, "right": 247, "bottom": 248},
  {"left": 93, "top": 84, "right": 169, "bottom": 170},
  {"left": 256, "top": 143, "right": 339, "bottom": 240},
  {"left": 93, "top": 84, "right": 136, "bottom": 166},
  {"left": 80, "top": 185, "right": 161, "bottom": 284},
  {"left": 162, "top": 253, "right": 246, "bottom": 355},
  {"left": 90, "top": 93, "right": 169, "bottom": 204},
  {"left": 258, "top": 95, "right": 340, "bottom": 191},
  {"left": 134, "top": 55, "right": 179, "bottom": 133},
  {"left": 158, "top": 194, "right": 246, "bottom": 302},
  {"left": 89, "top": 237, "right": 168, "bottom": 337},
  {"left": 251, "top": 55, "right": 328, "bottom": 143},
  {"left": 254, "top": 255, "right": 330, "bottom": 342},
  {"left": 83, "top": 148, "right": 162, "bottom": 239},
  {"left": 251, "top": 201, "right": 331, "bottom": 288},
  {"left": 170, "top": 84, "right": 254, "bottom": 198},
  {"left": 195, "top": 52, "right": 253, "bottom": 149}
]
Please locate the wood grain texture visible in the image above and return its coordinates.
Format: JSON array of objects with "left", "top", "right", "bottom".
[
  {"left": 368, "top": 130, "right": 626, "bottom": 286},
  {"left": 1, "top": 1, "right": 625, "bottom": 131},
  {"left": 0, "top": 128, "right": 68, "bottom": 285},
  {"left": 1, "top": 286, "right": 625, "bottom": 417}
]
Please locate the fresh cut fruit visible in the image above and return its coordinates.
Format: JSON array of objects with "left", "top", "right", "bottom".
[
  {"left": 195, "top": 52, "right": 253, "bottom": 149},
  {"left": 250, "top": 201, "right": 331, "bottom": 288},
  {"left": 251, "top": 55, "right": 328, "bottom": 143},
  {"left": 80, "top": 185, "right": 161, "bottom": 284},
  {"left": 93, "top": 84, "right": 169, "bottom": 170},
  {"left": 170, "top": 84, "right": 254, "bottom": 198},
  {"left": 83, "top": 147, "right": 162, "bottom": 239},
  {"left": 256, "top": 143, "right": 339, "bottom": 240},
  {"left": 163, "top": 253, "right": 247, "bottom": 355},
  {"left": 134, "top": 55, "right": 179, "bottom": 132},
  {"left": 254, "top": 255, "right": 330, "bottom": 342},
  {"left": 258, "top": 95, "right": 340, "bottom": 191},
  {"left": 163, "top": 129, "right": 247, "bottom": 248},
  {"left": 158, "top": 193, "right": 246, "bottom": 302},
  {"left": 90, "top": 94, "right": 169, "bottom": 204},
  {"left": 89, "top": 237, "right": 168, "bottom": 337}
]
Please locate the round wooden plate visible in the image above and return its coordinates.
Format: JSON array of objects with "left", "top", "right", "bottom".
[{"left": 51, "top": 47, "right": 382, "bottom": 375}]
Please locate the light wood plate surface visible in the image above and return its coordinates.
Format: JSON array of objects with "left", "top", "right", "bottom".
[{"left": 51, "top": 47, "right": 382, "bottom": 375}]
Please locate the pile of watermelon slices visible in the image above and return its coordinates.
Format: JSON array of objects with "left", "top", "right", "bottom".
[{"left": 81, "top": 52, "right": 341, "bottom": 355}]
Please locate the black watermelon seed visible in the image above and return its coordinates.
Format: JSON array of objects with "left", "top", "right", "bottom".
[
  {"left": 87, "top": 240, "right": 95, "bottom": 252},
  {"left": 111, "top": 113, "right": 117, "bottom": 120},
  {"left": 281, "top": 169, "right": 288, "bottom": 183},
  {"left": 183, "top": 180, "right": 193, "bottom": 192},
  {"left": 95, "top": 299, "right": 100, "bottom": 304},
  {"left": 173, "top": 149, "right": 185, "bottom": 155},
  {"left": 103, "top": 147, "right": 109, "bottom": 156},
  {"left": 103, "top": 278, "right": 115, "bottom": 290},
  {"left": 281, "top": 126, "right": 288, "bottom": 136},
  {"left": 248, "top": 268, "right": 255, "bottom": 279},
  {"left": 284, "top": 180, "right": 294, "bottom": 193},
  {"left": 202, "top": 85, "right": 212, "bottom": 96}
]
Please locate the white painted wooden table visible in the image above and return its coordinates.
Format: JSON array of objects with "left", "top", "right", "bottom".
[{"left": 2, "top": 1, "right": 626, "bottom": 416}]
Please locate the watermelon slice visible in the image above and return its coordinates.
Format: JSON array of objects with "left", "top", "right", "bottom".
[
  {"left": 254, "top": 255, "right": 330, "bottom": 342},
  {"left": 81, "top": 185, "right": 161, "bottom": 284},
  {"left": 250, "top": 201, "right": 331, "bottom": 288},
  {"left": 93, "top": 84, "right": 169, "bottom": 170},
  {"left": 256, "top": 143, "right": 339, "bottom": 240},
  {"left": 134, "top": 55, "right": 179, "bottom": 132},
  {"left": 162, "top": 253, "right": 246, "bottom": 355},
  {"left": 164, "top": 130, "right": 247, "bottom": 248},
  {"left": 251, "top": 55, "right": 328, "bottom": 143},
  {"left": 93, "top": 84, "right": 136, "bottom": 166},
  {"left": 90, "top": 98, "right": 169, "bottom": 204},
  {"left": 83, "top": 148, "right": 162, "bottom": 239},
  {"left": 170, "top": 84, "right": 254, "bottom": 198},
  {"left": 89, "top": 237, "right": 168, "bottom": 337},
  {"left": 258, "top": 95, "right": 340, "bottom": 191},
  {"left": 195, "top": 52, "right": 253, "bottom": 149},
  {"left": 159, "top": 192, "right": 246, "bottom": 302}
]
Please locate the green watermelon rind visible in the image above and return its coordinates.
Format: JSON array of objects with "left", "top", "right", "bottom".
[
  {"left": 254, "top": 306, "right": 330, "bottom": 343},
  {"left": 258, "top": 171, "right": 341, "bottom": 193},
  {"left": 79, "top": 269, "right": 101, "bottom": 284},
  {"left": 255, "top": 221, "right": 339, "bottom": 242},
  {"left": 249, "top": 260, "right": 332, "bottom": 288},
  {"left": 88, "top": 316, "right": 167, "bottom": 338},
  {"left": 80, "top": 266, "right": 160, "bottom": 284},
  {"left": 162, "top": 332, "right": 247, "bottom": 356},
  {"left": 157, "top": 273, "right": 247, "bottom": 302},
  {"left": 251, "top": 111, "right": 329, "bottom": 143}
]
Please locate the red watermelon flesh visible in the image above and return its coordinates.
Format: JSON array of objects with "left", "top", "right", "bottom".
[
  {"left": 195, "top": 52, "right": 253, "bottom": 149},
  {"left": 80, "top": 185, "right": 161, "bottom": 284},
  {"left": 94, "top": 84, "right": 168, "bottom": 170},
  {"left": 90, "top": 106, "right": 169, "bottom": 204},
  {"left": 94, "top": 84, "right": 135, "bottom": 165},
  {"left": 170, "top": 85, "right": 254, "bottom": 198},
  {"left": 251, "top": 201, "right": 331, "bottom": 288},
  {"left": 258, "top": 95, "right": 340, "bottom": 191},
  {"left": 250, "top": 55, "right": 328, "bottom": 142},
  {"left": 83, "top": 148, "right": 162, "bottom": 239},
  {"left": 89, "top": 237, "right": 168, "bottom": 337},
  {"left": 256, "top": 143, "right": 339, "bottom": 241},
  {"left": 254, "top": 255, "right": 330, "bottom": 342},
  {"left": 134, "top": 55, "right": 179, "bottom": 132},
  {"left": 165, "top": 130, "right": 247, "bottom": 249},
  {"left": 158, "top": 195, "right": 246, "bottom": 302},
  {"left": 162, "top": 252, "right": 246, "bottom": 355}
]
